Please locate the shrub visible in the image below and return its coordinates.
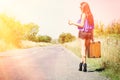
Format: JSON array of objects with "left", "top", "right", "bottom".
[
  {"left": 36, "top": 35, "right": 52, "bottom": 42},
  {"left": 58, "top": 33, "right": 76, "bottom": 44}
]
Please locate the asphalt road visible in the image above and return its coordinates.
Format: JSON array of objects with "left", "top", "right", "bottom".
[{"left": 0, "top": 45, "right": 109, "bottom": 80}]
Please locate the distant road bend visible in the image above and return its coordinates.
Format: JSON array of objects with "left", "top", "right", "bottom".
[{"left": 0, "top": 45, "right": 109, "bottom": 80}]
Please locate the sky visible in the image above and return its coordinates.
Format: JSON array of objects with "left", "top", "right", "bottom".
[{"left": 0, "top": 0, "right": 120, "bottom": 39}]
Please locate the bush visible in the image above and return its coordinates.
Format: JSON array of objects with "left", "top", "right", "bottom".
[
  {"left": 94, "top": 20, "right": 120, "bottom": 37},
  {"left": 36, "top": 35, "right": 52, "bottom": 42},
  {"left": 58, "top": 33, "right": 76, "bottom": 44}
]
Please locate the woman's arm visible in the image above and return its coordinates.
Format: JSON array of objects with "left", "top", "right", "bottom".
[{"left": 68, "top": 13, "right": 86, "bottom": 28}]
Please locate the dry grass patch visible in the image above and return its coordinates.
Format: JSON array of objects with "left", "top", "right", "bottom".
[{"left": 21, "top": 40, "right": 52, "bottom": 48}]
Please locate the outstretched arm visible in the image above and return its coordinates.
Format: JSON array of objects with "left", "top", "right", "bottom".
[{"left": 68, "top": 13, "right": 86, "bottom": 28}]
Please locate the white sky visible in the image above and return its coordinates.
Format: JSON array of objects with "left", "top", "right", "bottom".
[{"left": 0, "top": 0, "right": 120, "bottom": 39}]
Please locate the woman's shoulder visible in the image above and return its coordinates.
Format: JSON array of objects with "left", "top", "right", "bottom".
[{"left": 81, "top": 13, "right": 86, "bottom": 18}]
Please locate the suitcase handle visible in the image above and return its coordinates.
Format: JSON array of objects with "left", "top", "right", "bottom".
[{"left": 91, "top": 41, "right": 101, "bottom": 44}]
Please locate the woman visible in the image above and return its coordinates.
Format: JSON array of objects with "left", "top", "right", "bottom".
[{"left": 68, "top": 2, "right": 94, "bottom": 72}]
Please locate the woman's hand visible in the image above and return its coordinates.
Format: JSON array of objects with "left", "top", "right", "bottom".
[
  {"left": 68, "top": 20, "right": 74, "bottom": 25},
  {"left": 68, "top": 20, "right": 82, "bottom": 28}
]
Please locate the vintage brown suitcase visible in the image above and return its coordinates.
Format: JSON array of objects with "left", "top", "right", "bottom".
[{"left": 88, "top": 41, "right": 101, "bottom": 58}]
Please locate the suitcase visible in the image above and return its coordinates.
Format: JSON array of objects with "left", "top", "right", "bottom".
[{"left": 88, "top": 41, "right": 101, "bottom": 58}]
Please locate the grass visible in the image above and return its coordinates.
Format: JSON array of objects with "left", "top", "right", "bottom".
[
  {"left": 0, "top": 40, "right": 53, "bottom": 52},
  {"left": 63, "top": 36, "right": 120, "bottom": 80},
  {"left": 102, "top": 38, "right": 120, "bottom": 80},
  {"left": 21, "top": 40, "right": 52, "bottom": 48},
  {"left": 63, "top": 39, "right": 81, "bottom": 57}
]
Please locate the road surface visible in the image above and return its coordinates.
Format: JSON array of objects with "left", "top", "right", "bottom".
[{"left": 0, "top": 45, "right": 109, "bottom": 80}]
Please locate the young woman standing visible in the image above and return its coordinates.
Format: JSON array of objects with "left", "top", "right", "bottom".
[{"left": 68, "top": 2, "right": 94, "bottom": 72}]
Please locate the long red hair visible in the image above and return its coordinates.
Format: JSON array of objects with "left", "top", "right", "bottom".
[{"left": 81, "top": 2, "right": 94, "bottom": 26}]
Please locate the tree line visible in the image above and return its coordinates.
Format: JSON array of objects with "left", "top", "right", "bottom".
[
  {"left": 94, "top": 21, "right": 120, "bottom": 38},
  {"left": 0, "top": 14, "right": 120, "bottom": 49}
]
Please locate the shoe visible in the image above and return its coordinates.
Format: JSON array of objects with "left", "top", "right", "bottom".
[
  {"left": 83, "top": 63, "right": 87, "bottom": 72},
  {"left": 78, "top": 62, "right": 83, "bottom": 71}
]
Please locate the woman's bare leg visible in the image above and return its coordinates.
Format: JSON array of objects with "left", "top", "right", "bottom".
[
  {"left": 79, "top": 38, "right": 90, "bottom": 72},
  {"left": 80, "top": 39, "right": 86, "bottom": 63}
]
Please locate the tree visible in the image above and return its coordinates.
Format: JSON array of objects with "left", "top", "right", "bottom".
[
  {"left": 0, "top": 14, "right": 23, "bottom": 48},
  {"left": 23, "top": 23, "right": 39, "bottom": 41}
]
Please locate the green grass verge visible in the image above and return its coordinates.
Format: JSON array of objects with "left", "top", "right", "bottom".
[{"left": 63, "top": 36, "right": 120, "bottom": 80}]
